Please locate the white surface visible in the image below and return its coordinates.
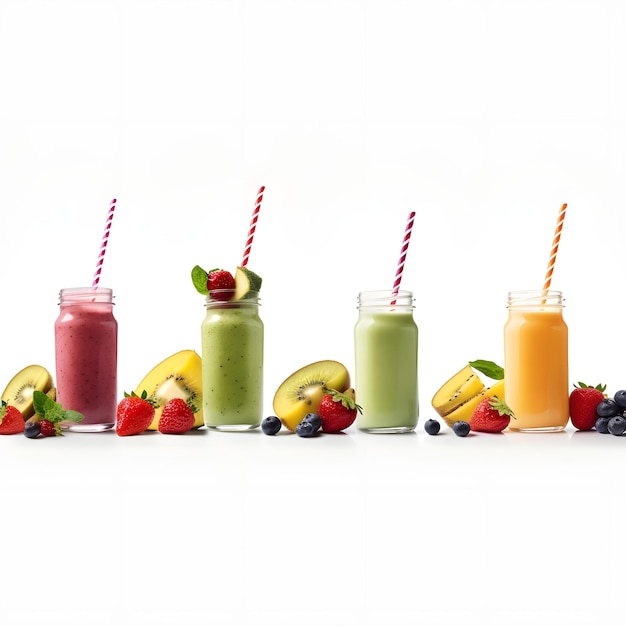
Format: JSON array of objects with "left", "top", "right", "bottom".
[
  {"left": 2, "top": 427, "right": 624, "bottom": 625},
  {"left": 0, "top": 0, "right": 625, "bottom": 624}
]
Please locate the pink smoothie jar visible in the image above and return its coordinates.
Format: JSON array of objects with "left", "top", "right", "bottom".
[{"left": 54, "top": 287, "right": 118, "bottom": 431}]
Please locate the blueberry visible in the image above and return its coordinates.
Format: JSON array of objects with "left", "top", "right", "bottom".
[
  {"left": 295, "top": 419, "right": 318, "bottom": 438},
  {"left": 595, "top": 416, "right": 611, "bottom": 434},
  {"left": 261, "top": 415, "right": 282, "bottom": 436},
  {"left": 452, "top": 421, "right": 470, "bottom": 437},
  {"left": 424, "top": 419, "right": 441, "bottom": 435},
  {"left": 597, "top": 398, "right": 620, "bottom": 418},
  {"left": 24, "top": 420, "right": 41, "bottom": 439},
  {"left": 608, "top": 415, "right": 626, "bottom": 436},
  {"left": 614, "top": 390, "right": 626, "bottom": 410},
  {"left": 302, "top": 413, "right": 322, "bottom": 431}
]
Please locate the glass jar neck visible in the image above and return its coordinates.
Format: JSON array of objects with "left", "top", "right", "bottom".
[
  {"left": 204, "top": 291, "right": 260, "bottom": 309},
  {"left": 358, "top": 290, "right": 414, "bottom": 311},
  {"left": 59, "top": 287, "right": 114, "bottom": 305},
  {"left": 507, "top": 290, "right": 563, "bottom": 310}
]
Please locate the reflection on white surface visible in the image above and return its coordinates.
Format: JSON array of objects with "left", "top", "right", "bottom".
[{"left": 0, "top": 425, "right": 622, "bottom": 624}]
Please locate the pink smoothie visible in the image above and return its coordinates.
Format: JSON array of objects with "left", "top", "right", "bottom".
[{"left": 54, "top": 288, "right": 118, "bottom": 431}]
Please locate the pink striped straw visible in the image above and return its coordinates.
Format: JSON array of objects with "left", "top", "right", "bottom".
[
  {"left": 92, "top": 198, "right": 117, "bottom": 289},
  {"left": 391, "top": 210, "right": 416, "bottom": 300},
  {"left": 241, "top": 186, "right": 265, "bottom": 268},
  {"left": 542, "top": 202, "right": 567, "bottom": 294}
]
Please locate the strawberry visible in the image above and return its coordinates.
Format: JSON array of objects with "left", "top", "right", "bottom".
[
  {"left": 469, "top": 397, "right": 515, "bottom": 433},
  {"left": 0, "top": 401, "right": 24, "bottom": 434},
  {"left": 318, "top": 388, "right": 362, "bottom": 433},
  {"left": 569, "top": 382, "right": 606, "bottom": 431},
  {"left": 40, "top": 419, "right": 59, "bottom": 437},
  {"left": 115, "top": 391, "right": 155, "bottom": 437},
  {"left": 158, "top": 398, "right": 196, "bottom": 434},
  {"left": 207, "top": 269, "right": 235, "bottom": 301}
]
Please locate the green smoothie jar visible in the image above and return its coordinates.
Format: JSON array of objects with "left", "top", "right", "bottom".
[
  {"left": 354, "top": 290, "right": 418, "bottom": 433},
  {"left": 201, "top": 291, "right": 263, "bottom": 431}
]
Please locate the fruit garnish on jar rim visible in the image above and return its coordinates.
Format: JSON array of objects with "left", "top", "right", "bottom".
[{"left": 191, "top": 265, "right": 262, "bottom": 301}]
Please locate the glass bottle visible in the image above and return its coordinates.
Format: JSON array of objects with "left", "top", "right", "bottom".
[
  {"left": 201, "top": 291, "right": 263, "bottom": 431},
  {"left": 504, "top": 290, "right": 569, "bottom": 432},
  {"left": 55, "top": 287, "right": 118, "bottom": 431},
  {"left": 354, "top": 290, "right": 418, "bottom": 433}
]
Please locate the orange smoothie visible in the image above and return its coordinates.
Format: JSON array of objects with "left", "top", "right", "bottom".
[{"left": 504, "top": 291, "right": 568, "bottom": 431}]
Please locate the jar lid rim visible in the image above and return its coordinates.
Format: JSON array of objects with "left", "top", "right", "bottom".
[{"left": 59, "top": 287, "right": 114, "bottom": 304}]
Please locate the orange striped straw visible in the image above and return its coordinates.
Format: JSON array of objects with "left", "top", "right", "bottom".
[{"left": 542, "top": 202, "right": 567, "bottom": 293}]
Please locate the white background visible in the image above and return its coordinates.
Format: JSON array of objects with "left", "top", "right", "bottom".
[{"left": 1, "top": 1, "right": 625, "bottom": 624}]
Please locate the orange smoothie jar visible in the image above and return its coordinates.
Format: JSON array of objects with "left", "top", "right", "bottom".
[{"left": 504, "top": 290, "right": 568, "bottom": 432}]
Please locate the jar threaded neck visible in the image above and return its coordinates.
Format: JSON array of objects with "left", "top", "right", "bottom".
[
  {"left": 358, "top": 290, "right": 414, "bottom": 310},
  {"left": 59, "top": 287, "right": 114, "bottom": 305},
  {"left": 507, "top": 290, "right": 563, "bottom": 309}
]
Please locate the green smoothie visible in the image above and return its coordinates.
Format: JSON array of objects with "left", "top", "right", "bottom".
[
  {"left": 354, "top": 293, "right": 418, "bottom": 432},
  {"left": 201, "top": 297, "right": 263, "bottom": 430}
]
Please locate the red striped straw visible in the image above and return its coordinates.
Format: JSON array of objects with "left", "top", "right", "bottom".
[
  {"left": 92, "top": 198, "right": 117, "bottom": 289},
  {"left": 241, "top": 186, "right": 265, "bottom": 268},
  {"left": 542, "top": 202, "right": 567, "bottom": 294},
  {"left": 391, "top": 210, "right": 416, "bottom": 301}
]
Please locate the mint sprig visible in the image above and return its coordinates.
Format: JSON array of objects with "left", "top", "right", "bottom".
[
  {"left": 469, "top": 360, "right": 504, "bottom": 381},
  {"left": 32, "top": 390, "right": 85, "bottom": 435},
  {"left": 191, "top": 265, "right": 210, "bottom": 295}
]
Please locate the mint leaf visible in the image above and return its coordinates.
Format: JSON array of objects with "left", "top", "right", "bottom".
[
  {"left": 62, "top": 410, "right": 85, "bottom": 423},
  {"left": 191, "top": 265, "right": 209, "bottom": 295},
  {"left": 33, "top": 390, "right": 84, "bottom": 424},
  {"left": 469, "top": 360, "right": 504, "bottom": 380},
  {"left": 33, "top": 390, "right": 57, "bottom": 417},
  {"left": 46, "top": 406, "right": 65, "bottom": 423}
]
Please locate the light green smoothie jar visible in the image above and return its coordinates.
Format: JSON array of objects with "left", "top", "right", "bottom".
[
  {"left": 201, "top": 291, "right": 263, "bottom": 431},
  {"left": 354, "top": 290, "right": 418, "bottom": 433}
]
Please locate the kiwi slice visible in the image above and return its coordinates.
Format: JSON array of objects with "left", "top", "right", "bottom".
[
  {"left": 133, "top": 350, "right": 204, "bottom": 430},
  {"left": 233, "top": 266, "right": 262, "bottom": 300},
  {"left": 1, "top": 364, "right": 54, "bottom": 419},
  {"left": 431, "top": 364, "right": 485, "bottom": 417},
  {"left": 272, "top": 360, "right": 350, "bottom": 431}
]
